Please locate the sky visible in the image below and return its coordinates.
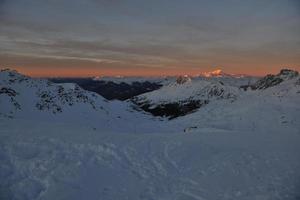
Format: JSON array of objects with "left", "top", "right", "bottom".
[{"left": 0, "top": 0, "right": 299, "bottom": 77}]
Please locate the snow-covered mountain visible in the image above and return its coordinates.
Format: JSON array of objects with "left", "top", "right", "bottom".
[
  {"left": 195, "top": 69, "right": 258, "bottom": 87},
  {"left": 132, "top": 69, "right": 299, "bottom": 119},
  {"left": 1, "top": 68, "right": 300, "bottom": 200},
  {"left": 132, "top": 77, "right": 239, "bottom": 118},
  {"left": 199, "top": 69, "right": 229, "bottom": 77},
  {"left": 170, "top": 70, "right": 300, "bottom": 133},
  {"left": 0, "top": 69, "right": 109, "bottom": 118},
  {"left": 198, "top": 69, "right": 246, "bottom": 78},
  {"left": 250, "top": 69, "right": 299, "bottom": 90},
  {"left": 92, "top": 70, "right": 248, "bottom": 85},
  {"left": 0, "top": 69, "right": 159, "bottom": 132}
]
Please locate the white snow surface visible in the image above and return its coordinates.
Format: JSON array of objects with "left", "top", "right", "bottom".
[
  {"left": 133, "top": 79, "right": 239, "bottom": 106},
  {"left": 1, "top": 69, "right": 300, "bottom": 200}
]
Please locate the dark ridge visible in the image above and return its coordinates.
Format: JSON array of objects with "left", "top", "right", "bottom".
[
  {"left": 132, "top": 99, "right": 208, "bottom": 119},
  {"left": 0, "top": 87, "right": 18, "bottom": 97},
  {"left": 49, "top": 78, "right": 162, "bottom": 100}
]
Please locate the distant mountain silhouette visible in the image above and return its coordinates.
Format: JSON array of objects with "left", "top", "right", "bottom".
[{"left": 50, "top": 78, "right": 163, "bottom": 100}]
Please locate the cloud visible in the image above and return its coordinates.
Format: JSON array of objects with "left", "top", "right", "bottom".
[
  {"left": 0, "top": 0, "right": 299, "bottom": 75},
  {"left": 0, "top": 0, "right": 7, "bottom": 17}
]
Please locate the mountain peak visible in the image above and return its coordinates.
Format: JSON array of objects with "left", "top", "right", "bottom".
[
  {"left": 0, "top": 68, "right": 30, "bottom": 84},
  {"left": 202, "top": 69, "right": 224, "bottom": 77},
  {"left": 1, "top": 68, "right": 22, "bottom": 76},
  {"left": 278, "top": 69, "right": 299, "bottom": 80},
  {"left": 199, "top": 69, "right": 240, "bottom": 78},
  {"left": 250, "top": 68, "right": 299, "bottom": 90},
  {"left": 176, "top": 75, "right": 191, "bottom": 84},
  {"left": 199, "top": 69, "right": 249, "bottom": 78}
]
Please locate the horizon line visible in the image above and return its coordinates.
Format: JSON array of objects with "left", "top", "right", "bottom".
[{"left": 3, "top": 67, "right": 300, "bottom": 78}]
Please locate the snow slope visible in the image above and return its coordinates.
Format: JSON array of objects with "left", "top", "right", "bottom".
[
  {"left": 133, "top": 79, "right": 238, "bottom": 104},
  {"left": 0, "top": 69, "right": 160, "bottom": 133},
  {"left": 0, "top": 69, "right": 108, "bottom": 118},
  {"left": 132, "top": 76, "right": 240, "bottom": 118},
  {"left": 1, "top": 69, "right": 300, "bottom": 200},
  {"left": 1, "top": 117, "right": 299, "bottom": 200},
  {"left": 169, "top": 75, "right": 300, "bottom": 134},
  {"left": 132, "top": 70, "right": 299, "bottom": 120}
]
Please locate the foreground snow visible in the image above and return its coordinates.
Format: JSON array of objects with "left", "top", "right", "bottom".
[{"left": 1, "top": 118, "right": 299, "bottom": 200}]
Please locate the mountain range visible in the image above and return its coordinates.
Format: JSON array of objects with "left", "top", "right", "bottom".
[{"left": 1, "top": 68, "right": 300, "bottom": 200}]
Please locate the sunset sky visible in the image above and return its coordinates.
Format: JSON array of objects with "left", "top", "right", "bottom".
[{"left": 0, "top": 0, "right": 299, "bottom": 77}]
